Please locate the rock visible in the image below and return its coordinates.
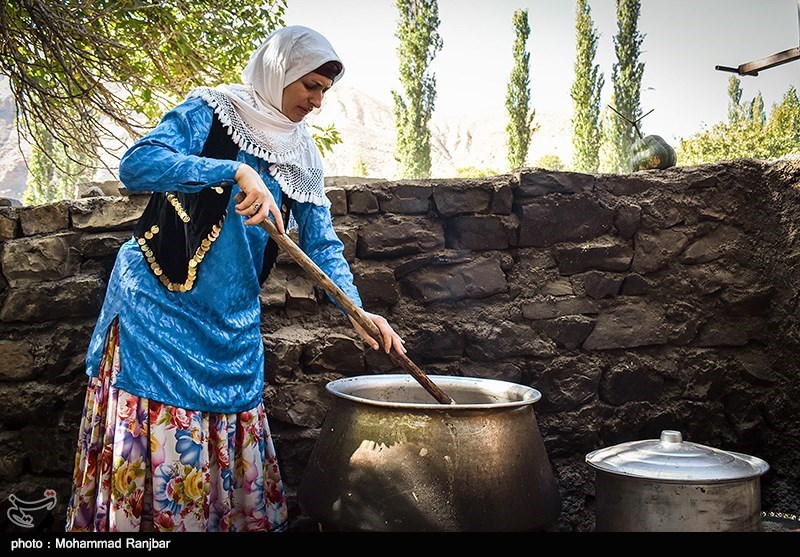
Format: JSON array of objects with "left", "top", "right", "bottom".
[
  {"left": 0, "top": 340, "right": 35, "bottom": 380},
  {"left": 0, "top": 207, "right": 19, "bottom": 240},
  {"left": 356, "top": 216, "right": 444, "bottom": 259},
  {"left": 532, "top": 356, "right": 601, "bottom": 412},
  {"left": 1, "top": 232, "right": 81, "bottom": 286},
  {"left": 539, "top": 315, "right": 596, "bottom": 350},
  {"left": 620, "top": 273, "right": 650, "bottom": 296},
  {"left": 0, "top": 272, "right": 105, "bottom": 322},
  {"left": 301, "top": 333, "right": 364, "bottom": 375},
  {"left": 74, "top": 180, "right": 122, "bottom": 198},
  {"left": 614, "top": 203, "right": 641, "bottom": 239},
  {"left": 402, "top": 254, "right": 507, "bottom": 303},
  {"left": 325, "top": 186, "right": 347, "bottom": 216},
  {"left": 445, "top": 214, "right": 516, "bottom": 251},
  {"left": 463, "top": 320, "right": 556, "bottom": 360},
  {"left": 69, "top": 196, "right": 149, "bottom": 231},
  {"left": 600, "top": 362, "right": 666, "bottom": 405},
  {"left": 555, "top": 239, "right": 634, "bottom": 275},
  {"left": 521, "top": 297, "right": 599, "bottom": 320},
  {"left": 432, "top": 181, "right": 494, "bottom": 216},
  {"left": 514, "top": 168, "right": 595, "bottom": 197},
  {"left": 376, "top": 182, "right": 431, "bottom": 214},
  {"left": 582, "top": 303, "right": 670, "bottom": 350},
  {"left": 77, "top": 230, "right": 132, "bottom": 258},
  {"left": 583, "top": 271, "right": 623, "bottom": 299},
  {"left": 266, "top": 380, "right": 332, "bottom": 429},
  {"left": 18, "top": 201, "right": 70, "bottom": 236},
  {"left": 515, "top": 195, "right": 614, "bottom": 247},
  {"left": 347, "top": 188, "right": 379, "bottom": 214},
  {"left": 285, "top": 275, "right": 318, "bottom": 317},
  {"left": 681, "top": 224, "right": 743, "bottom": 264},
  {"left": 631, "top": 229, "right": 689, "bottom": 274},
  {"left": 352, "top": 265, "right": 399, "bottom": 307},
  {"left": 78, "top": 186, "right": 106, "bottom": 198}
]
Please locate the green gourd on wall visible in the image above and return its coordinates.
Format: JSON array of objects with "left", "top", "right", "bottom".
[
  {"left": 609, "top": 106, "right": 677, "bottom": 172},
  {"left": 629, "top": 133, "right": 677, "bottom": 171}
]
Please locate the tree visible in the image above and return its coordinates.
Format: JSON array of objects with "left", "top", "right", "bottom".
[
  {"left": 570, "top": 0, "right": 605, "bottom": 174},
  {"left": 765, "top": 86, "right": 800, "bottom": 155},
  {"left": 455, "top": 166, "right": 498, "bottom": 178},
  {"left": 392, "top": 0, "right": 442, "bottom": 179},
  {"left": 1, "top": 1, "right": 286, "bottom": 180},
  {"left": 23, "top": 125, "right": 94, "bottom": 206},
  {"left": 727, "top": 75, "right": 745, "bottom": 124},
  {"left": 676, "top": 85, "right": 800, "bottom": 164},
  {"left": 506, "top": 9, "right": 536, "bottom": 170},
  {"left": 535, "top": 154, "right": 565, "bottom": 171},
  {"left": 352, "top": 155, "right": 369, "bottom": 177},
  {"left": 601, "top": 0, "right": 645, "bottom": 173}
]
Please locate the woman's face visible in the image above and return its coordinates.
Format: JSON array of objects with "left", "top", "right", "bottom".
[{"left": 281, "top": 71, "right": 333, "bottom": 122}]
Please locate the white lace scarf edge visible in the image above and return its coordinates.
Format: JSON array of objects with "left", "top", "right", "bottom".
[{"left": 188, "top": 88, "right": 331, "bottom": 209}]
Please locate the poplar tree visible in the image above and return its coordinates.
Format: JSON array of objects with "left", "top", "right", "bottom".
[
  {"left": 727, "top": 76, "right": 745, "bottom": 124},
  {"left": 570, "top": 0, "right": 604, "bottom": 173},
  {"left": 23, "top": 125, "right": 94, "bottom": 205},
  {"left": 602, "top": 0, "right": 645, "bottom": 173},
  {"left": 506, "top": 9, "right": 535, "bottom": 170},
  {"left": 392, "top": 0, "right": 442, "bottom": 179}
]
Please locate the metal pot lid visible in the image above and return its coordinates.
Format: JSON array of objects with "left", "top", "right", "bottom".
[{"left": 585, "top": 430, "right": 770, "bottom": 482}]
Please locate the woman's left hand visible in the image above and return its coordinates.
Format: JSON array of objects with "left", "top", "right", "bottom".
[{"left": 349, "top": 312, "right": 406, "bottom": 355}]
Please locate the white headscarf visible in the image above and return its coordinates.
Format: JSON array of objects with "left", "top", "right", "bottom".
[{"left": 188, "top": 26, "right": 344, "bottom": 207}]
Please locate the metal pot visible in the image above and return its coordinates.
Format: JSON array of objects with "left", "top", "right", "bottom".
[
  {"left": 298, "top": 374, "right": 561, "bottom": 532},
  {"left": 586, "top": 430, "right": 770, "bottom": 532}
]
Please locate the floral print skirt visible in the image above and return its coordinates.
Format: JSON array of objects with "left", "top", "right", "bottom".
[{"left": 65, "top": 320, "right": 288, "bottom": 532}]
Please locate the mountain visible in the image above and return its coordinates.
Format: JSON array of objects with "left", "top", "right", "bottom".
[
  {"left": 309, "top": 85, "right": 574, "bottom": 179},
  {"left": 0, "top": 80, "right": 574, "bottom": 201}
]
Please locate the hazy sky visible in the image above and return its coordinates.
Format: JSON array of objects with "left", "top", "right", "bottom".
[{"left": 284, "top": 0, "right": 800, "bottom": 143}]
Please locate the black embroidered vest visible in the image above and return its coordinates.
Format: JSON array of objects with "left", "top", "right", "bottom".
[{"left": 132, "top": 114, "right": 290, "bottom": 292}]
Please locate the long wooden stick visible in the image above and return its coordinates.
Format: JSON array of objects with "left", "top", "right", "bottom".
[{"left": 237, "top": 193, "right": 454, "bottom": 404}]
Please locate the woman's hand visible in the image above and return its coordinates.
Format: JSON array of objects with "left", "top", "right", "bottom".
[
  {"left": 349, "top": 312, "right": 407, "bottom": 355},
  {"left": 234, "top": 164, "right": 285, "bottom": 234}
]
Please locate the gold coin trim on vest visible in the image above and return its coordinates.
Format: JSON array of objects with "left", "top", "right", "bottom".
[{"left": 136, "top": 209, "right": 227, "bottom": 293}]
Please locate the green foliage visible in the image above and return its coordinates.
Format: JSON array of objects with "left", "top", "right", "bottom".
[
  {"left": 535, "top": 154, "right": 565, "bottom": 171},
  {"left": 505, "top": 9, "right": 536, "bottom": 170},
  {"left": 570, "top": 0, "right": 604, "bottom": 174},
  {"left": 2, "top": 1, "right": 286, "bottom": 176},
  {"left": 677, "top": 85, "right": 800, "bottom": 165},
  {"left": 600, "top": 0, "right": 645, "bottom": 173},
  {"left": 310, "top": 124, "right": 343, "bottom": 157},
  {"left": 727, "top": 76, "right": 745, "bottom": 124},
  {"left": 454, "top": 166, "right": 498, "bottom": 178},
  {"left": 392, "top": 0, "right": 442, "bottom": 179},
  {"left": 24, "top": 125, "right": 94, "bottom": 205},
  {"left": 352, "top": 155, "right": 369, "bottom": 177}
]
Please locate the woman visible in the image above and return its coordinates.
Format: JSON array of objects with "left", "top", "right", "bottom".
[{"left": 65, "top": 25, "right": 405, "bottom": 533}]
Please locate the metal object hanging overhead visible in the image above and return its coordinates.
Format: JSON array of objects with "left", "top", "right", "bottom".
[{"left": 716, "top": 0, "right": 800, "bottom": 76}]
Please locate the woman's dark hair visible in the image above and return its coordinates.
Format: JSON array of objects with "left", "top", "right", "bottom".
[{"left": 313, "top": 60, "right": 343, "bottom": 81}]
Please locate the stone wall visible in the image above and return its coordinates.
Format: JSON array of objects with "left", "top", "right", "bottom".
[{"left": 1, "top": 158, "right": 799, "bottom": 532}]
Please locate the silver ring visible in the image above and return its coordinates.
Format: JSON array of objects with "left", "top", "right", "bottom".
[{"left": 252, "top": 202, "right": 261, "bottom": 213}]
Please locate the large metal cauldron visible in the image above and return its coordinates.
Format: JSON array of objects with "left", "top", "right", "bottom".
[{"left": 298, "top": 374, "right": 561, "bottom": 532}]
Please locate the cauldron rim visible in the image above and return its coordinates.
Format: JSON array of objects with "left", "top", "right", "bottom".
[{"left": 324, "top": 374, "right": 542, "bottom": 410}]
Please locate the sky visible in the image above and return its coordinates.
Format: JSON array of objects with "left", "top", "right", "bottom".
[{"left": 284, "top": 0, "right": 800, "bottom": 144}]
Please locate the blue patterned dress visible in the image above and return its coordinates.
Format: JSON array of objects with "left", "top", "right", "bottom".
[{"left": 65, "top": 96, "right": 361, "bottom": 532}]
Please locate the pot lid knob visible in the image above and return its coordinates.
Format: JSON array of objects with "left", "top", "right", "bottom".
[{"left": 660, "top": 430, "right": 683, "bottom": 444}]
